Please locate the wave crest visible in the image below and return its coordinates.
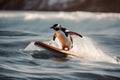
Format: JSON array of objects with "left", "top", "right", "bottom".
[{"left": 0, "top": 11, "right": 120, "bottom": 21}]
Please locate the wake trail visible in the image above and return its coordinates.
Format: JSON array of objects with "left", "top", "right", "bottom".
[
  {"left": 24, "top": 36, "right": 119, "bottom": 64},
  {"left": 70, "top": 36, "right": 118, "bottom": 63}
]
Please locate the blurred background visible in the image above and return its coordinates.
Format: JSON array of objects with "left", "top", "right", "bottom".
[{"left": 0, "top": 0, "right": 120, "bottom": 12}]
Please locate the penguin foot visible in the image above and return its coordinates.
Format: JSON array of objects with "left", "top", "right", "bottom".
[{"left": 62, "top": 47, "right": 69, "bottom": 51}]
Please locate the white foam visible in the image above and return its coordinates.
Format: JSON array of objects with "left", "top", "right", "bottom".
[
  {"left": 50, "top": 36, "right": 117, "bottom": 63},
  {"left": 23, "top": 12, "right": 120, "bottom": 21},
  {"left": 24, "top": 37, "right": 118, "bottom": 63},
  {"left": 1, "top": 11, "right": 120, "bottom": 21},
  {"left": 69, "top": 36, "right": 117, "bottom": 63},
  {"left": 24, "top": 42, "right": 43, "bottom": 51}
]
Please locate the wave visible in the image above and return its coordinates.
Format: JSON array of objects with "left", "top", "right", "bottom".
[
  {"left": 0, "top": 11, "right": 120, "bottom": 80},
  {"left": 0, "top": 11, "right": 120, "bottom": 21},
  {"left": 0, "top": 30, "right": 38, "bottom": 36},
  {"left": 0, "top": 69, "right": 120, "bottom": 80},
  {"left": 0, "top": 67, "right": 120, "bottom": 80},
  {"left": 0, "top": 11, "right": 120, "bottom": 35},
  {"left": 24, "top": 36, "right": 119, "bottom": 64}
]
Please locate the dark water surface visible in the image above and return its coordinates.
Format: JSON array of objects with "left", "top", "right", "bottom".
[{"left": 0, "top": 11, "right": 120, "bottom": 80}]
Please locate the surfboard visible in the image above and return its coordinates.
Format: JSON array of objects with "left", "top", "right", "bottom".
[{"left": 34, "top": 41, "right": 79, "bottom": 57}]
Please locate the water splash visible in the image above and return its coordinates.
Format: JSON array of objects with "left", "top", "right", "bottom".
[
  {"left": 70, "top": 36, "right": 117, "bottom": 63},
  {"left": 24, "top": 42, "right": 43, "bottom": 51},
  {"left": 24, "top": 36, "right": 118, "bottom": 63}
]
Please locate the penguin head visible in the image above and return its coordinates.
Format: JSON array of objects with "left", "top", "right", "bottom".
[{"left": 50, "top": 24, "right": 62, "bottom": 31}]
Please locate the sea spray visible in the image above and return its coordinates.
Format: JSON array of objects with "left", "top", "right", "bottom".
[
  {"left": 24, "top": 36, "right": 118, "bottom": 63},
  {"left": 70, "top": 36, "right": 117, "bottom": 63},
  {"left": 24, "top": 42, "right": 43, "bottom": 51}
]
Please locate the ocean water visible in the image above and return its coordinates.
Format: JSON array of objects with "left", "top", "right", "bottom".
[{"left": 0, "top": 11, "right": 120, "bottom": 80}]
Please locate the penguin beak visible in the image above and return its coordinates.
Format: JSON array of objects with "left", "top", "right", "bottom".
[{"left": 50, "top": 26, "right": 54, "bottom": 29}]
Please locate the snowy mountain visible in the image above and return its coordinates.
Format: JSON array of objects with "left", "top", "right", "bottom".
[{"left": 0, "top": 0, "right": 120, "bottom": 12}]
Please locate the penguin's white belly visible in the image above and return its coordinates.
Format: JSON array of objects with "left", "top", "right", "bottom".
[{"left": 56, "top": 31, "right": 72, "bottom": 48}]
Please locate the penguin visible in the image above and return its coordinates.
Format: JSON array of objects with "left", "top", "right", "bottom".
[{"left": 50, "top": 24, "right": 83, "bottom": 51}]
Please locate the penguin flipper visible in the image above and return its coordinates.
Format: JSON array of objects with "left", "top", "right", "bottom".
[
  {"left": 53, "top": 33, "right": 56, "bottom": 41},
  {"left": 68, "top": 32, "right": 83, "bottom": 38},
  {"left": 70, "top": 36, "right": 73, "bottom": 44}
]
